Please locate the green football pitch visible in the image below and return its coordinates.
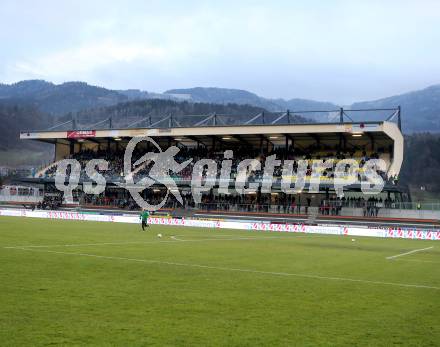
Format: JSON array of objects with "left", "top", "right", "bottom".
[{"left": 0, "top": 216, "right": 439, "bottom": 346}]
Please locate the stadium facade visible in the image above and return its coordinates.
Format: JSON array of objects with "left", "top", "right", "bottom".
[{"left": 15, "top": 108, "right": 410, "bottom": 220}]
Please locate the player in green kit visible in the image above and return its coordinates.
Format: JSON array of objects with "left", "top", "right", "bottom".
[{"left": 140, "top": 209, "right": 150, "bottom": 231}]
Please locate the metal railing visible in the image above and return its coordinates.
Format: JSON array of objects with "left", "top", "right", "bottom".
[{"left": 31, "top": 107, "right": 402, "bottom": 133}]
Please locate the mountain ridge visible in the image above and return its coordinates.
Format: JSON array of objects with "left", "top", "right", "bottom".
[
  {"left": 352, "top": 84, "right": 440, "bottom": 132},
  {"left": 0, "top": 80, "right": 440, "bottom": 132}
]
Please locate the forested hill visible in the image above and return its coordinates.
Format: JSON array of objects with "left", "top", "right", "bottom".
[
  {"left": 0, "top": 101, "right": 53, "bottom": 166},
  {"left": 0, "top": 80, "right": 127, "bottom": 115},
  {"left": 400, "top": 133, "right": 440, "bottom": 193},
  {"left": 352, "top": 85, "right": 440, "bottom": 133},
  {"left": 165, "top": 87, "right": 339, "bottom": 115},
  {"left": 66, "top": 99, "right": 310, "bottom": 127},
  {"left": 2, "top": 80, "right": 440, "bottom": 133},
  {"left": 0, "top": 101, "right": 50, "bottom": 150}
]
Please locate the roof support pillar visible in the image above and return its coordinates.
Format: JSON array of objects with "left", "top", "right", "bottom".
[{"left": 69, "top": 140, "right": 74, "bottom": 155}]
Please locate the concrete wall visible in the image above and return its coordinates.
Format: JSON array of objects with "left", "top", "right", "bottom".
[
  {"left": 379, "top": 208, "right": 440, "bottom": 220},
  {"left": 0, "top": 195, "right": 43, "bottom": 203},
  {"left": 341, "top": 207, "right": 440, "bottom": 220}
]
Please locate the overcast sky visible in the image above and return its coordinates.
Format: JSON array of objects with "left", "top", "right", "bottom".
[{"left": 1, "top": 0, "right": 440, "bottom": 104}]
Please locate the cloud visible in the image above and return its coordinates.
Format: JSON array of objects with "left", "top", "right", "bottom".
[
  {"left": 10, "top": 40, "right": 167, "bottom": 79},
  {"left": 1, "top": 0, "right": 440, "bottom": 103}
]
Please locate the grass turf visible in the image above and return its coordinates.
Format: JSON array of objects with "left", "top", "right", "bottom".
[{"left": 0, "top": 216, "right": 439, "bottom": 346}]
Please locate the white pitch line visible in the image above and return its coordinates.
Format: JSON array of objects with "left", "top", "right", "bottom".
[
  {"left": 3, "top": 239, "right": 179, "bottom": 249},
  {"left": 2, "top": 236, "right": 265, "bottom": 249},
  {"left": 2, "top": 237, "right": 264, "bottom": 249},
  {"left": 8, "top": 247, "right": 439, "bottom": 290},
  {"left": 2, "top": 234, "right": 315, "bottom": 250},
  {"left": 386, "top": 246, "right": 434, "bottom": 260}
]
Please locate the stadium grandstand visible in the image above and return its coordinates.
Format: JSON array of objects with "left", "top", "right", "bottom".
[{"left": 10, "top": 106, "right": 430, "bottom": 227}]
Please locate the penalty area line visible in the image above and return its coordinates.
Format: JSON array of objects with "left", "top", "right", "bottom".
[
  {"left": 8, "top": 247, "right": 440, "bottom": 291},
  {"left": 386, "top": 246, "right": 434, "bottom": 260}
]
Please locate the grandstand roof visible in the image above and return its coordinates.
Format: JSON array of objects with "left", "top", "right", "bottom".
[
  {"left": 21, "top": 106, "right": 402, "bottom": 137},
  {"left": 20, "top": 120, "right": 394, "bottom": 146},
  {"left": 20, "top": 108, "right": 404, "bottom": 176}
]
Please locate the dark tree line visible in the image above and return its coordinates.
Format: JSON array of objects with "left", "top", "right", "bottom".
[
  {"left": 400, "top": 133, "right": 440, "bottom": 192},
  {"left": 63, "top": 99, "right": 310, "bottom": 128}
]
